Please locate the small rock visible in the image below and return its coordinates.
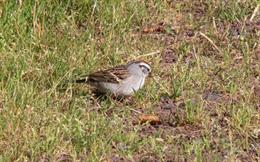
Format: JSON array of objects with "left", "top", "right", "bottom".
[
  {"left": 139, "top": 114, "right": 161, "bottom": 125},
  {"left": 229, "top": 22, "right": 241, "bottom": 37},
  {"left": 56, "top": 153, "right": 72, "bottom": 162},
  {"left": 160, "top": 48, "right": 177, "bottom": 64},
  {"left": 160, "top": 96, "right": 176, "bottom": 110},
  {"left": 203, "top": 90, "right": 222, "bottom": 102},
  {"left": 186, "top": 30, "right": 195, "bottom": 37}
]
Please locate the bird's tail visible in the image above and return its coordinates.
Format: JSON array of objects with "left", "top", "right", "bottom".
[
  {"left": 57, "top": 76, "right": 88, "bottom": 91},
  {"left": 74, "top": 77, "right": 88, "bottom": 83}
]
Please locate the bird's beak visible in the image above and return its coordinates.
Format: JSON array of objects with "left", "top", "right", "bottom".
[{"left": 148, "top": 72, "right": 153, "bottom": 78}]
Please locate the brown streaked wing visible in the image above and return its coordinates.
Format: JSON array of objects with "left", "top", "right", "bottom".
[
  {"left": 88, "top": 65, "right": 129, "bottom": 83},
  {"left": 108, "top": 65, "right": 129, "bottom": 80}
]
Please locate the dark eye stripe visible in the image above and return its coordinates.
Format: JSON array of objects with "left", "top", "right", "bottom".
[{"left": 139, "top": 65, "right": 150, "bottom": 71}]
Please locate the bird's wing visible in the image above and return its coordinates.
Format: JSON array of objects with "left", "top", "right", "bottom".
[{"left": 86, "top": 65, "right": 130, "bottom": 84}]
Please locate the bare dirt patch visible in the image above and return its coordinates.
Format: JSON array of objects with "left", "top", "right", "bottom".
[
  {"left": 55, "top": 153, "right": 73, "bottom": 162},
  {"left": 106, "top": 155, "right": 131, "bottom": 162},
  {"left": 160, "top": 48, "right": 177, "bottom": 64},
  {"left": 137, "top": 97, "right": 203, "bottom": 141},
  {"left": 140, "top": 22, "right": 176, "bottom": 45}
]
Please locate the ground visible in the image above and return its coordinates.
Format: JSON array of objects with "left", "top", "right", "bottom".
[{"left": 0, "top": 0, "right": 259, "bottom": 161}]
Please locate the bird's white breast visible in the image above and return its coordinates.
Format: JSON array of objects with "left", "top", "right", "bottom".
[{"left": 100, "top": 75, "right": 145, "bottom": 96}]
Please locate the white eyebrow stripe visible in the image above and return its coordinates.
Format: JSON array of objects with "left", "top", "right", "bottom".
[{"left": 138, "top": 63, "right": 151, "bottom": 70}]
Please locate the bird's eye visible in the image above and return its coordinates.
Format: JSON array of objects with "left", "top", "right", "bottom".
[{"left": 139, "top": 65, "right": 150, "bottom": 74}]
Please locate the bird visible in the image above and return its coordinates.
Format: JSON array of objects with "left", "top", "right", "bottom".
[{"left": 75, "top": 60, "right": 152, "bottom": 96}]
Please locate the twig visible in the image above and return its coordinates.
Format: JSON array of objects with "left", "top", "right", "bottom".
[
  {"left": 128, "top": 108, "right": 143, "bottom": 114},
  {"left": 91, "top": 0, "right": 98, "bottom": 16},
  {"left": 250, "top": 4, "right": 260, "bottom": 21},
  {"left": 199, "top": 32, "right": 222, "bottom": 54},
  {"left": 212, "top": 17, "right": 216, "bottom": 30},
  {"left": 134, "top": 50, "right": 161, "bottom": 59}
]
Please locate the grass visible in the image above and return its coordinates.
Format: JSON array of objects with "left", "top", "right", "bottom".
[{"left": 0, "top": 0, "right": 259, "bottom": 161}]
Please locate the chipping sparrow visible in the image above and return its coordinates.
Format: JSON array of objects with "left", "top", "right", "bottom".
[{"left": 76, "top": 60, "right": 151, "bottom": 96}]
